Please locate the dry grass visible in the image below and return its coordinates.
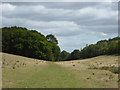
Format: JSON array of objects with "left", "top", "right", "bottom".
[
  {"left": 2, "top": 53, "right": 119, "bottom": 88},
  {"left": 2, "top": 52, "right": 47, "bottom": 69},
  {"left": 55, "top": 55, "right": 118, "bottom": 70},
  {"left": 55, "top": 55, "right": 118, "bottom": 88}
]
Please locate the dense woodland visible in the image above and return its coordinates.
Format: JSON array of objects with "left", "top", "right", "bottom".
[
  {"left": 2, "top": 26, "right": 60, "bottom": 61},
  {"left": 2, "top": 26, "right": 120, "bottom": 61}
]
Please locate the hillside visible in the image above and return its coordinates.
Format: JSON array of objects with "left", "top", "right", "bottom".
[{"left": 2, "top": 53, "right": 119, "bottom": 88}]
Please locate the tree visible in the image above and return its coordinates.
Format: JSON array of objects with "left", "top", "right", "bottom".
[
  {"left": 80, "top": 37, "right": 120, "bottom": 59},
  {"left": 68, "top": 49, "right": 81, "bottom": 60},
  {"left": 2, "top": 26, "right": 120, "bottom": 61},
  {"left": 108, "top": 40, "right": 119, "bottom": 55},
  {"left": 59, "top": 50, "right": 70, "bottom": 60},
  {"left": 46, "top": 34, "right": 58, "bottom": 44},
  {"left": 2, "top": 26, "right": 61, "bottom": 61},
  {"left": 51, "top": 44, "right": 60, "bottom": 61}
]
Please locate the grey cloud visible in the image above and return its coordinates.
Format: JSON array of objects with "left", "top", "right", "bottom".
[
  {"left": 2, "top": 3, "right": 117, "bottom": 28},
  {"left": 1, "top": 2, "right": 118, "bottom": 52},
  {"left": 4, "top": 2, "right": 102, "bottom": 9},
  {"left": 4, "top": 2, "right": 118, "bottom": 10}
]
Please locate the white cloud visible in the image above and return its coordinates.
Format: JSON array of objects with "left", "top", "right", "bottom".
[
  {"left": 1, "top": 2, "right": 118, "bottom": 52},
  {"left": 1, "top": 0, "right": 119, "bottom": 2},
  {"left": 3, "top": 16, "right": 114, "bottom": 37},
  {"left": 1, "top": 3, "right": 16, "bottom": 11},
  {"left": 1, "top": 3, "right": 117, "bottom": 21},
  {"left": 78, "top": 7, "right": 117, "bottom": 20}
]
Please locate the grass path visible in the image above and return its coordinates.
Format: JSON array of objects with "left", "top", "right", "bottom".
[{"left": 3, "top": 61, "right": 80, "bottom": 88}]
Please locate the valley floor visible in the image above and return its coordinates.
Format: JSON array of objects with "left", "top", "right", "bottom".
[{"left": 1, "top": 53, "right": 119, "bottom": 88}]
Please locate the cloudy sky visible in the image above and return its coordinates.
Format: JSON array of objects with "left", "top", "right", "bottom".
[{"left": 1, "top": 2, "right": 118, "bottom": 52}]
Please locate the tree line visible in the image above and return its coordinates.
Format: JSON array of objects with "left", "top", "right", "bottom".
[
  {"left": 60, "top": 37, "right": 120, "bottom": 61},
  {"left": 2, "top": 26, "right": 120, "bottom": 61}
]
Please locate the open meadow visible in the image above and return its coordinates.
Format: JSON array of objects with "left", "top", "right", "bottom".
[{"left": 2, "top": 53, "right": 119, "bottom": 88}]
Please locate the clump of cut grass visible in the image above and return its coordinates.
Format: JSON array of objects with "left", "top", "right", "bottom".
[
  {"left": 36, "top": 62, "right": 38, "bottom": 64},
  {"left": 105, "top": 80, "right": 108, "bottom": 82},
  {"left": 72, "top": 64, "right": 75, "bottom": 66},
  {"left": 86, "top": 77, "right": 91, "bottom": 79},
  {"left": 23, "top": 63, "right": 25, "bottom": 65},
  {"left": 16, "top": 60, "right": 19, "bottom": 62},
  {"left": 12, "top": 66, "right": 15, "bottom": 69},
  {"left": 3, "top": 61, "right": 5, "bottom": 64},
  {"left": 92, "top": 73, "right": 95, "bottom": 75},
  {"left": 109, "top": 75, "right": 114, "bottom": 79}
]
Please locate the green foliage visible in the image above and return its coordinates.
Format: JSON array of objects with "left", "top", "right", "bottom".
[
  {"left": 63, "top": 37, "right": 120, "bottom": 61},
  {"left": 46, "top": 34, "right": 60, "bottom": 61},
  {"left": 59, "top": 50, "right": 70, "bottom": 61},
  {"left": 2, "top": 26, "right": 60, "bottom": 61},
  {"left": 46, "top": 34, "right": 58, "bottom": 44},
  {"left": 2, "top": 26, "right": 119, "bottom": 61},
  {"left": 68, "top": 49, "right": 81, "bottom": 60},
  {"left": 108, "top": 40, "right": 119, "bottom": 55},
  {"left": 52, "top": 44, "right": 60, "bottom": 61},
  {"left": 80, "top": 37, "right": 120, "bottom": 59},
  {"left": 0, "top": 28, "right": 2, "bottom": 52}
]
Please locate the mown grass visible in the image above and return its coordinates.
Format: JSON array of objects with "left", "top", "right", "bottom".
[{"left": 3, "top": 62, "right": 81, "bottom": 88}]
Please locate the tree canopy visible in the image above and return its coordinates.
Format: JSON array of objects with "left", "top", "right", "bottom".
[
  {"left": 2, "top": 26, "right": 120, "bottom": 61},
  {"left": 59, "top": 50, "right": 70, "bottom": 61},
  {"left": 2, "top": 26, "right": 60, "bottom": 61},
  {"left": 68, "top": 37, "right": 120, "bottom": 60}
]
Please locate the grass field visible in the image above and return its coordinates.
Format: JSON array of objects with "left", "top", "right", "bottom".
[{"left": 2, "top": 53, "right": 119, "bottom": 88}]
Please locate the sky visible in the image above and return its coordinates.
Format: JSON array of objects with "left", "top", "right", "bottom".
[{"left": 0, "top": 2, "right": 118, "bottom": 52}]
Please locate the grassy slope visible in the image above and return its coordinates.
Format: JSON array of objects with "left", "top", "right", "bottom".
[
  {"left": 2, "top": 53, "right": 118, "bottom": 88},
  {"left": 55, "top": 56, "right": 118, "bottom": 88}
]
